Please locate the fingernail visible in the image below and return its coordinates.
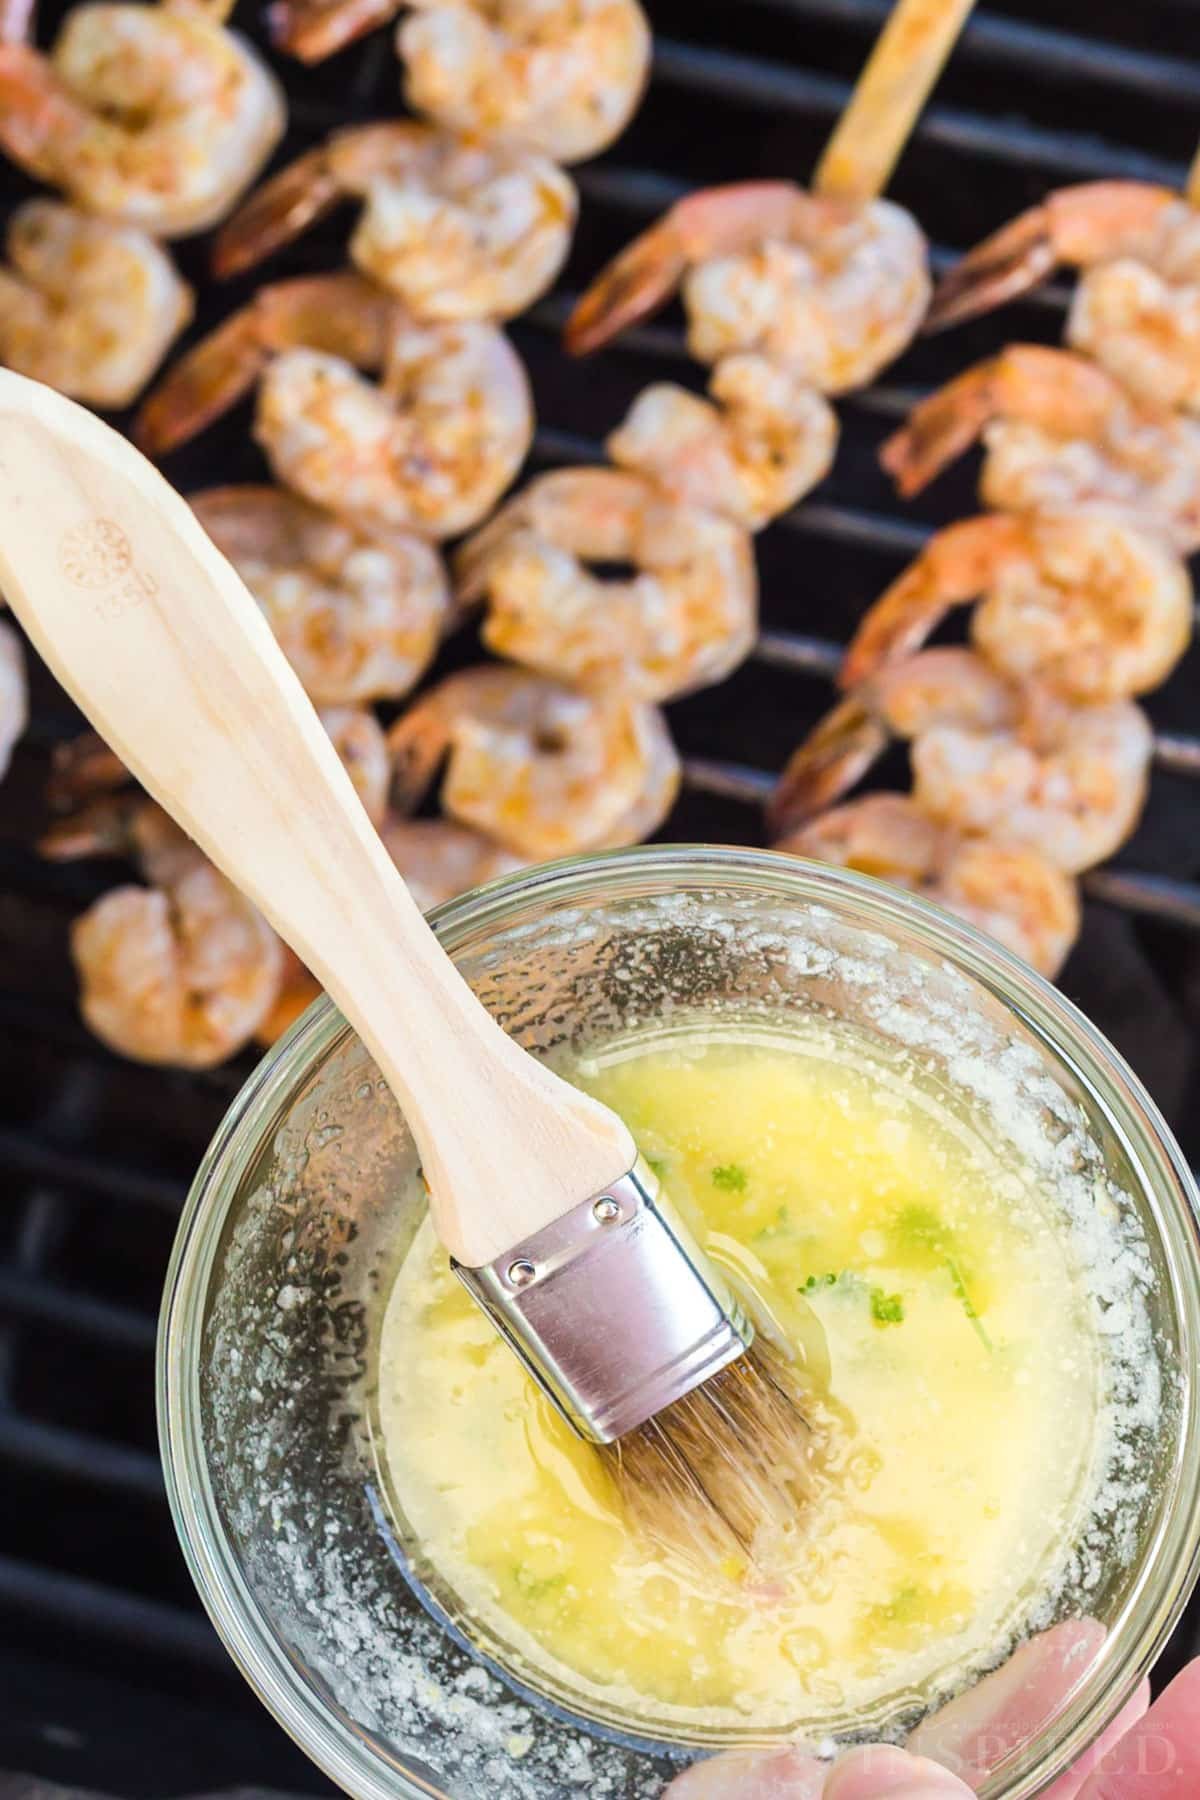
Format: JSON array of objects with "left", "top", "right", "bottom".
[{"left": 823, "top": 1745, "right": 972, "bottom": 1799}]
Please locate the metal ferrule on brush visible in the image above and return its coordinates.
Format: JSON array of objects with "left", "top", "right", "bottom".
[{"left": 453, "top": 1158, "right": 753, "bottom": 1444}]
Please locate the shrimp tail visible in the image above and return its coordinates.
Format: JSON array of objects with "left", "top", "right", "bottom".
[
  {"left": 386, "top": 703, "right": 449, "bottom": 816},
  {"left": 840, "top": 516, "right": 1021, "bottom": 691},
  {"left": 213, "top": 146, "right": 342, "bottom": 280},
  {"left": 925, "top": 207, "right": 1057, "bottom": 334},
  {"left": 881, "top": 362, "right": 1004, "bottom": 497},
  {"left": 0, "top": 46, "right": 85, "bottom": 175},
  {"left": 565, "top": 225, "right": 688, "bottom": 356},
  {"left": 46, "top": 731, "right": 129, "bottom": 813},
  {"left": 766, "top": 697, "right": 889, "bottom": 840},
  {"left": 267, "top": 0, "right": 400, "bottom": 61},
  {"left": 133, "top": 308, "right": 270, "bottom": 455}
]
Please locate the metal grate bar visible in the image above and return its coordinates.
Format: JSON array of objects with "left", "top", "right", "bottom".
[
  {"left": 0, "top": 1414, "right": 164, "bottom": 1499},
  {"left": 0, "top": 1127, "right": 188, "bottom": 1214},
  {"left": 0, "top": 1271, "right": 157, "bottom": 1353},
  {"left": 651, "top": 41, "right": 1186, "bottom": 186},
  {"left": 749, "top": 0, "right": 1200, "bottom": 101},
  {"left": 0, "top": 1554, "right": 227, "bottom": 1669}
]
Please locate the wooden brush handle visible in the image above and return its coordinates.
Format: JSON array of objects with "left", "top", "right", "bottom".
[{"left": 0, "top": 372, "right": 633, "bottom": 1266}]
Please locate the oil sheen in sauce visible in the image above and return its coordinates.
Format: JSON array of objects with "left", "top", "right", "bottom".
[{"left": 375, "top": 1022, "right": 1103, "bottom": 1736}]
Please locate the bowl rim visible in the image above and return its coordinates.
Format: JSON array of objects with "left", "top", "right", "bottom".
[{"left": 157, "top": 843, "right": 1200, "bottom": 1800}]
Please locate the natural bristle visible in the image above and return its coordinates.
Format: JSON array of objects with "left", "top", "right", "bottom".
[{"left": 597, "top": 1338, "right": 814, "bottom": 1567}]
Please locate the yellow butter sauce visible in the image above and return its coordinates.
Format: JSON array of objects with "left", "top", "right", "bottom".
[{"left": 375, "top": 1021, "right": 1103, "bottom": 1737}]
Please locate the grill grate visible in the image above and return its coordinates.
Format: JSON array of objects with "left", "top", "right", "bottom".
[{"left": 5, "top": 0, "right": 1200, "bottom": 1782}]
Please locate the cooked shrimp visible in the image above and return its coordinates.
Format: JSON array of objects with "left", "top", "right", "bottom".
[
  {"left": 777, "top": 792, "right": 1080, "bottom": 978},
  {"left": 882, "top": 344, "right": 1200, "bottom": 552},
  {"left": 317, "top": 705, "right": 390, "bottom": 826},
  {"left": 0, "top": 619, "right": 28, "bottom": 782},
  {"left": 214, "top": 123, "right": 577, "bottom": 321},
  {"left": 42, "top": 797, "right": 284, "bottom": 1068},
  {"left": 191, "top": 486, "right": 450, "bottom": 706},
  {"left": 135, "top": 274, "right": 533, "bottom": 539},
  {"left": 0, "top": 200, "right": 192, "bottom": 407},
  {"left": 398, "top": 0, "right": 651, "bottom": 164},
  {"left": 255, "top": 944, "right": 320, "bottom": 1046},
  {"left": 0, "top": 0, "right": 285, "bottom": 237},
  {"left": 927, "top": 181, "right": 1200, "bottom": 414},
  {"left": 841, "top": 512, "right": 1193, "bottom": 703},
  {"left": 566, "top": 182, "right": 930, "bottom": 394},
  {"left": 455, "top": 467, "right": 757, "bottom": 701},
  {"left": 772, "top": 647, "right": 1153, "bottom": 873},
  {"left": 387, "top": 665, "right": 679, "bottom": 858},
  {"left": 379, "top": 815, "right": 526, "bottom": 911},
  {"left": 605, "top": 355, "right": 838, "bottom": 530}
]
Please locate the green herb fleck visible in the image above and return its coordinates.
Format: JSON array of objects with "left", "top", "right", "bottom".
[
  {"left": 711, "top": 1163, "right": 748, "bottom": 1193},
  {"left": 513, "top": 1567, "right": 566, "bottom": 1603},
  {"left": 869, "top": 1287, "right": 905, "bottom": 1326},
  {"left": 645, "top": 1155, "right": 668, "bottom": 1180},
  {"left": 893, "top": 1204, "right": 948, "bottom": 1253},
  {"left": 803, "top": 1271, "right": 841, "bottom": 1291},
  {"left": 754, "top": 1204, "right": 791, "bottom": 1243},
  {"left": 946, "top": 1257, "right": 992, "bottom": 1351}
]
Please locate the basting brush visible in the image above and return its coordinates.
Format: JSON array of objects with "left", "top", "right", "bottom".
[{"left": 0, "top": 369, "right": 811, "bottom": 1563}]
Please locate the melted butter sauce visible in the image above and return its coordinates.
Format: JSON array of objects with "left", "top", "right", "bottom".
[{"left": 375, "top": 1021, "right": 1102, "bottom": 1739}]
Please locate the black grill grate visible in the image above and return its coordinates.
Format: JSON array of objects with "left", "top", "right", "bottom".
[{"left": 5, "top": 0, "right": 1200, "bottom": 1785}]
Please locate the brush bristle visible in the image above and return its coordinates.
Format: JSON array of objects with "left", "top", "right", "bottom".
[{"left": 597, "top": 1337, "right": 814, "bottom": 1567}]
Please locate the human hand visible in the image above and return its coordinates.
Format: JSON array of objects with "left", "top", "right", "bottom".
[{"left": 666, "top": 1620, "right": 1200, "bottom": 1797}]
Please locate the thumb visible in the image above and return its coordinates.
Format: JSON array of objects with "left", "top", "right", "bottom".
[{"left": 822, "top": 1745, "right": 974, "bottom": 1798}]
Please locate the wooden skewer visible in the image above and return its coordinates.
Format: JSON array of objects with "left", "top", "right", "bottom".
[{"left": 813, "top": 0, "right": 978, "bottom": 202}]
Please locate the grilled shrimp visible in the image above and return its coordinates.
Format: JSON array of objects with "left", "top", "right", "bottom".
[
  {"left": 387, "top": 665, "right": 679, "bottom": 858},
  {"left": 841, "top": 512, "right": 1193, "bottom": 703},
  {"left": 42, "top": 798, "right": 284, "bottom": 1068},
  {"left": 0, "top": 0, "right": 285, "bottom": 237},
  {"left": 191, "top": 486, "right": 450, "bottom": 705},
  {"left": 778, "top": 792, "right": 1080, "bottom": 978},
  {"left": 0, "top": 620, "right": 28, "bottom": 782},
  {"left": 605, "top": 355, "right": 838, "bottom": 530},
  {"left": 318, "top": 705, "right": 390, "bottom": 825},
  {"left": 566, "top": 181, "right": 930, "bottom": 394},
  {"left": 928, "top": 181, "right": 1200, "bottom": 414},
  {"left": 772, "top": 647, "right": 1153, "bottom": 873},
  {"left": 214, "top": 123, "right": 577, "bottom": 321},
  {"left": 270, "top": 0, "right": 650, "bottom": 165},
  {"left": 455, "top": 467, "right": 757, "bottom": 701},
  {"left": 882, "top": 344, "right": 1200, "bottom": 553},
  {"left": 0, "top": 200, "right": 192, "bottom": 407},
  {"left": 135, "top": 274, "right": 533, "bottom": 539},
  {"left": 379, "top": 816, "right": 526, "bottom": 910}
]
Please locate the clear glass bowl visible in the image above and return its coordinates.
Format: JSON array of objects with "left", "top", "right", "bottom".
[{"left": 158, "top": 847, "right": 1200, "bottom": 1800}]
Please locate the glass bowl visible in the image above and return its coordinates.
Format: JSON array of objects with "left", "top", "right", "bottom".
[{"left": 158, "top": 846, "right": 1200, "bottom": 1800}]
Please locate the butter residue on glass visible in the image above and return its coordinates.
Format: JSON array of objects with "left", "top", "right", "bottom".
[{"left": 374, "top": 1016, "right": 1155, "bottom": 1742}]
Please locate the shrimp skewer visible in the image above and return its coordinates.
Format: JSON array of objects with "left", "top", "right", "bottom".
[
  {"left": 269, "top": 0, "right": 652, "bottom": 168},
  {"left": 191, "top": 487, "right": 451, "bottom": 706},
  {"left": 881, "top": 344, "right": 1200, "bottom": 552},
  {"left": 135, "top": 274, "right": 533, "bottom": 540},
  {"left": 41, "top": 797, "right": 285, "bottom": 1068},
  {"left": 387, "top": 665, "right": 680, "bottom": 859},
  {"left": 770, "top": 646, "right": 1153, "bottom": 874},
  {"left": 0, "top": 0, "right": 285, "bottom": 237},
  {"left": 0, "top": 200, "right": 192, "bottom": 407},
  {"left": 455, "top": 468, "right": 758, "bottom": 701},
  {"left": 840, "top": 512, "right": 1193, "bottom": 703},
  {"left": 777, "top": 792, "right": 1080, "bottom": 978},
  {"left": 213, "top": 124, "right": 577, "bottom": 322}
]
